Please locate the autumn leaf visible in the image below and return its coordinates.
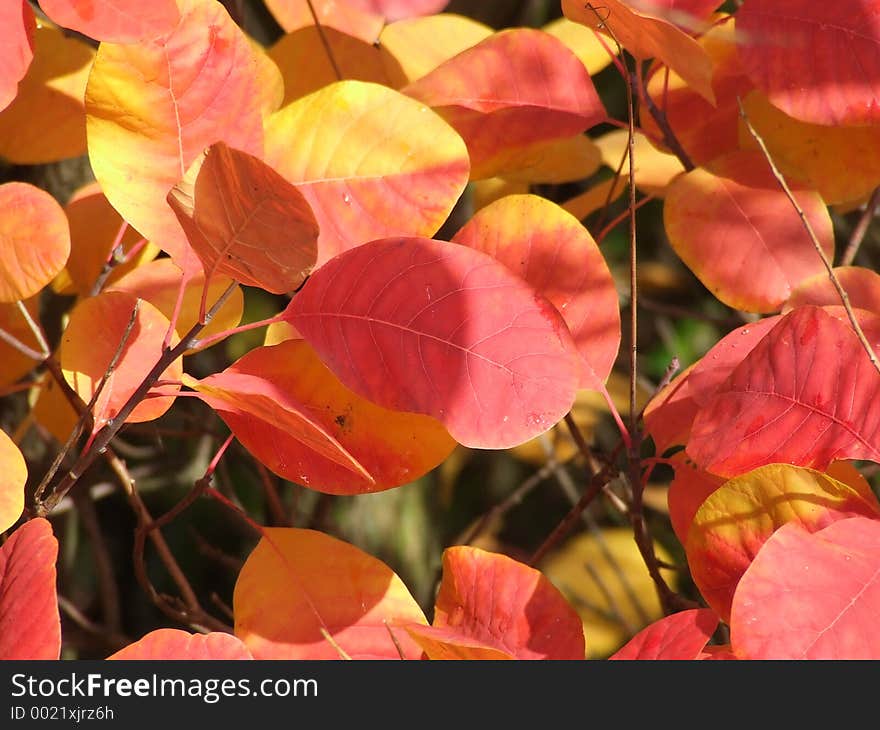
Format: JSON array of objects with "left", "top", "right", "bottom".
[{"left": 108, "top": 630, "right": 253, "bottom": 660}]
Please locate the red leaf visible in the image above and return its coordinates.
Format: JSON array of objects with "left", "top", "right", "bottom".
[
  {"left": 285, "top": 237, "right": 581, "bottom": 449},
  {"left": 687, "top": 306, "right": 880, "bottom": 476},
  {"left": 785, "top": 266, "right": 880, "bottom": 315},
  {"left": 108, "top": 629, "right": 253, "bottom": 659},
  {"left": 39, "top": 0, "right": 180, "bottom": 44},
  {"left": 737, "top": 0, "right": 880, "bottom": 126},
  {"left": 413, "top": 546, "right": 585, "bottom": 660},
  {"left": 664, "top": 151, "right": 834, "bottom": 313},
  {"left": 666, "top": 452, "right": 725, "bottom": 545},
  {"left": 403, "top": 28, "right": 606, "bottom": 179},
  {"left": 188, "top": 340, "right": 455, "bottom": 494},
  {"left": 0, "top": 518, "right": 60, "bottom": 660},
  {"left": 610, "top": 609, "right": 718, "bottom": 660},
  {"left": 167, "top": 142, "right": 319, "bottom": 294},
  {"left": 731, "top": 517, "right": 880, "bottom": 659},
  {"left": 0, "top": 0, "right": 34, "bottom": 112},
  {"left": 453, "top": 194, "right": 620, "bottom": 389}
]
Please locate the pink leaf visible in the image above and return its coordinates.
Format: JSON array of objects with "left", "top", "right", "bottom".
[
  {"left": 610, "top": 609, "right": 718, "bottom": 660},
  {"left": 108, "top": 629, "right": 253, "bottom": 659}
]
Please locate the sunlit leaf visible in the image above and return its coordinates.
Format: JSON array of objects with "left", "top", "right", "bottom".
[
  {"left": 730, "top": 517, "right": 880, "bottom": 659},
  {"left": 0, "top": 182, "right": 70, "bottom": 302},
  {"left": 264, "top": 80, "right": 469, "bottom": 268},
  {"left": 108, "top": 629, "right": 253, "bottom": 659},
  {"left": 562, "top": 0, "right": 715, "bottom": 103},
  {"left": 105, "top": 259, "right": 243, "bottom": 354},
  {"left": 234, "top": 528, "right": 427, "bottom": 659},
  {"left": 785, "top": 266, "right": 880, "bottom": 314},
  {"left": 664, "top": 151, "right": 833, "bottom": 312},
  {"left": 168, "top": 142, "right": 319, "bottom": 294},
  {"left": 0, "top": 0, "right": 34, "bottom": 112},
  {"left": 263, "top": 0, "right": 384, "bottom": 41},
  {"left": 60, "top": 290, "right": 182, "bottom": 432},
  {"left": 685, "top": 464, "right": 880, "bottom": 621},
  {"left": 737, "top": 0, "right": 880, "bottom": 126},
  {"left": 500, "top": 135, "right": 602, "bottom": 185},
  {"left": 562, "top": 175, "right": 629, "bottom": 220},
  {"left": 409, "top": 546, "right": 585, "bottom": 660},
  {"left": 403, "top": 28, "right": 607, "bottom": 179},
  {"left": 0, "top": 429, "right": 26, "bottom": 534},
  {"left": 739, "top": 91, "right": 880, "bottom": 205},
  {"left": 0, "top": 518, "right": 60, "bottom": 659},
  {"left": 687, "top": 307, "right": 880, "bottom": 476},
  {"left": 610, "top": 608, "right": 718, "bottom": 660},
  {"left": 188, "top": 340, "right": 455, "bottom": 494},
  {"left": 543, "top": 17, "right": 614, "bottom": 76},
  {"left": 595, "top": 129, "right": 684, "bottom": 196},
  {"left": 541, "top": 528, "right": 676, "bottom": 658},
  {"left": 666, "top": 451, "right": 725, "bottom": 546},
  {"left": 40, "top": 0, "right": 180, "bottom": 44},
  {"left": 285, "top": 237, "right": 581, "bottom": 449},
  {"left": 0, "top": 24, "right": 92, "bottom": 163},
  {"left": 453, "top": 194, "right": 620, "bottom": 389},
  {"left": 86, "top": 0, "right": 270, "bottom": 266},
  {"left": 377, "top": 13, "right": 493, "bottom": 87}
]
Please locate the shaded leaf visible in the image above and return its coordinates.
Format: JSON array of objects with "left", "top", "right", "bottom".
[
  {"left": 0, "top": 0, "right": 34, "bottom": 112},
  {"left": 403, "top": 28, "right": 607, "bottom": 179},
  {"left": 54, "top": 182, "right": 157, "bottom": 297},
  {"left": 40, "top": 0, "right": 180, "bottom": 44},
  {"left": 540, "top": 528, "right": 676, "bottom": 658},
  {"left": 234, "top": 528, "right": 427, "bottom": 659},
  {"left": 562, "top": 0, "right": 715, "bottom": 103},
  {"left": 453, "top": 194, "right": 620, "bottom": 388},
  {"left": 60, "top": 291, "right": 182, "bottom": 432},
  {"left": 0, "top": 182, "right": 70, "bottom": 302},
  {"left": 610, "top": 609, "right": 718, "bottom": 660},
  {"left": 785, "top": 266, "right": 880, "bottom": 314},
  {"left": 664, "top": 151, "right": 833, "bottom": 312},
  {"left": 685, "top": 464, "right": 880, "bottom": 622},
  {"left": 0, "top": 518, "right": 60, "bottom": 659},
  {"left": 730, "top": 517, "right": 880, "bottom": 659},
  {"left": 264, "top": 80, "right": 469, "bottom": 268},
  {"left": 285, "top": 237, "right": 581, "bottom": 449},
  {"left": 0, "top": 24, "right": 92, "bottom": 163},
  {"left": 263, "top": 0, "right": 384, "bottom": 41},
  {"left": 0, "top": 429, "right": 26, "bottom": 533},
  {"left": 105, "top": 259, "right": 243, "bottom": 353},
  {"left": 666, "top": 451, "right": 725, "bottom": 545},
  {"left": 562, "top": 174, "right": 629, "bottom": 220},
  {"left": 0, "top": 298, "right": 42, "bottom": 388},
  {"left": 500, "top": 135, "right": 602, "bottom": 185},
  {"left": 687, "top": 307, "right": 880, "bottom": 476},
  {"left": 167, "top": 142, "right": 319, "bottom": 294},
  {"left": 188, "top": 340, "right": 455, "bottom": 494},
  {"left": 739, "top": 91, "right": 880, "bottom": 205},
  {"left": 405, "top": 626, "right": 514, "bottom": 659},
  {"left": 86, "top": 0, "right": 270, "bottom": 266},
  {"left": 415, "top": 546, "right": 585, "bottom": 660},
  {"left": 108, "top": 629, "right": 253, "bottom": 659},
  {"left": 737, "top": 0, "right": 880, "bottom": 126}
]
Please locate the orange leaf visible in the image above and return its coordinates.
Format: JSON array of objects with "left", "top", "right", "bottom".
[
  {"left": 86, "top": 0, "right": 270, "bottom": 267},
  {"left": 404, "top": 28, "right": 606, "bottom": 180},
  {"left": 60, "top": 291, "right": 181, "bottom": 432},
  {"left": 105, "top": 259, "right": 243, "bottom": 354},
  {"left": 453, "top": 194, "right": 620, "bottom": 389},
  {"left": 406, "top": 626, "right": 515, "bottom": 660},
  {"left": 664, "top": 150, "right": 833, "bottom": 312},
  {"left": 0, "top": 429, "right": 26, "bottom": 533},
  {"left": 0, "top": 182, "right": 70, "bottom": 302},
  {"left": 108, "top": 630, "right": 253, "bottom": 659},
  {"left": 785, "top": 266, "right": 880, "bottom": 314},
  {"left": 168, "top": 142, "right": 319, "bottom": 294},
  {"left": 419, "top": 546, "right": 586, "bottom": 660},
  {"left": 562, "top": 0, "right": 715, "bottom": 104},
  {"left": 0, "top": 24, "right": 92, "bottom": 163},
  {"left": 0, "top": 298, "right": 42, "bottom": 387},
  {"left": 501, "top": 134, "right": 602, "bottom": 185},
  {"left": 264, "top": 80, "right": 469, "bottom": 268},
  {"left": 55, "top": 182, "right": 157, "bottom": 297},
  {"left": 188, "top": 340, "right": 455, "bottom": 494},
  {"left": 685, "top": 464, "right": 880, "bottom": 622},
  {"left": 666, "top": 451, "right": 724, "bottom": 546},
  {"left": 0, "top": 0, "right": 35, "bottom": 112},
  {"left": 263, "top": 0, "right": 384, "bottom": 42},
  {"left": 233, "top": 528, "right": 427, "bottom": 659},
  {"left": 40, "top": 0, "right": 180, "bottom": 44}
]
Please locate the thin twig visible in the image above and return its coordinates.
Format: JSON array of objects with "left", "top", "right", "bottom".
[
  {"left": 840, "top": 185, "right": 880, "bottom": 267},
  {"left": 304, "top": 0, "right": 344, "bottom": 79},
  {"left": 73, "top": 491, "right": 122, "bottom": 633},
  {"left": 737, "top": 97, "right": 880, "bottom": 376},
  {"left": 635, "top": 66, "right": 696, "bottom": 172},
  {"left": 15, "top": 299, "right": 49, "bottom": 358}
]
